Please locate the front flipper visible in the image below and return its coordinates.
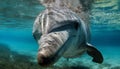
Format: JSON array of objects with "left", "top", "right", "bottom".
[{"left": 86, "top": 43, "right": 103, "bottom": 64}]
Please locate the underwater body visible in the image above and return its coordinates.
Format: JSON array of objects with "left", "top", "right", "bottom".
[{"left": 0, "top": 0, "right": 120, "bottom": 69}]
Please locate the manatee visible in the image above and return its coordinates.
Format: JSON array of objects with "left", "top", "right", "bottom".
[{"left": 32, "top": 0, "right": 103, "bottom": 67}]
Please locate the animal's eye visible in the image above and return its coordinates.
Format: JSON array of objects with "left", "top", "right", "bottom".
[{"left": 74, "top": 21, "right": 79, "bottom": 30}]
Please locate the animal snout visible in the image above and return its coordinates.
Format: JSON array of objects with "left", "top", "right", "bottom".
[{"left": 37, "top": 52, "right": 55, "bottom": 67}]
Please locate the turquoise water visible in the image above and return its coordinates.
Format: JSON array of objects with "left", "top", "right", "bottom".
[{"left": 0, "top": 0, "right": 120, "bottom": 69}]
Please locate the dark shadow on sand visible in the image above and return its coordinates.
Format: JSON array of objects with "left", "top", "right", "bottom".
[
  {"left": 59, "top": 65, "right": 90, "bottom": 69},
  {"left": 111, "top": 66, "right": 120, "bottom": 69},
  {"left": 70, "top": 66, "right": 90, "bottom": 69}
]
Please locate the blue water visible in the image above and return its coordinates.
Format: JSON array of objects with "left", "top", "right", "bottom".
[
  {"left": 0, "top": 29, "right": 38, "bottom": 56},
  {"left": 0, "top": 0, "right": 120, "bottom": 69}
]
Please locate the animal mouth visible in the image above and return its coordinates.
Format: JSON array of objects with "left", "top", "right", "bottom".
[
  {"left": 37, "top": 41, "right": 63, "bottom": 67},
  {"left": 37, "top": 52, "right": 55, "bottom": 67}
]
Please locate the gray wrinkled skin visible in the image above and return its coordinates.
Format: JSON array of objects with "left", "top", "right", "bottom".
[{"left": 32, "top": 0, "right": 93, "bottom": 67}]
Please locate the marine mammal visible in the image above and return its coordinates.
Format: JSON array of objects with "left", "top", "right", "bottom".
[{"left": 32, "top": 0, "right": 103, "bottom": 67}]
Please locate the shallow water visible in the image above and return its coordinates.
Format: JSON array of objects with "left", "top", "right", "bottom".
[{"left": 0, "top": 0, "right": 120, "bottom": 69}]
